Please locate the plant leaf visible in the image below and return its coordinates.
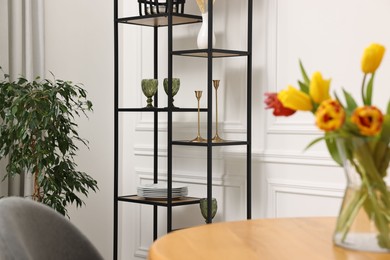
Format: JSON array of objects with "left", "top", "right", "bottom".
[
  {"left": 333, "top": 91, "right": 345, "bottom": 107},
  {"left": 305, "top": 132, "right": 343, "bottom": 166},
  {"left": 305, "top": 136, "right": 327, "bottom": 150},
  {"left": 323, "top": 133, "right": 343, "bottom": 166},
  {"left": 0, "top": 68, "right": 96, "bottom": 216},
  {"left": 342, "top": 89, "right": 358, "bottom": 112},
  {"left": 298, "top": 80, "right": 309, "bottom": 94},
  {"left": 299, "top": 60, "right": 310, "bottom": 86},
  {"left": 386, "top": 99, "right": 390, "bottom": 115}
]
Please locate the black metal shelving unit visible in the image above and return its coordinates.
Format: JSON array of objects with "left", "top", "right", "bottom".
[{"left": 113, "top": 1, "right": 252, "bottom": 259}]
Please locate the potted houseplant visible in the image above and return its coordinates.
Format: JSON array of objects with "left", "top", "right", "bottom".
[{"left": 0, "top": 68, "right": 98, "bottom": 216}]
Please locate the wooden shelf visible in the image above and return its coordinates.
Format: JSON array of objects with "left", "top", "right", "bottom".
[
  {"left": 118, "top": 195, "right": 201, "bottom": 206},
  {"left": 118, "top": 107, "right": 208, "bottom": 112},
  {"left": 173, "top": 49, "right": 249, "bottom": 58},
  {"left": 117, "top": 13, "right": 202, "bottom": 27},
  {"left": 172, "top": 140, "right": 248, "bottom": 146}
]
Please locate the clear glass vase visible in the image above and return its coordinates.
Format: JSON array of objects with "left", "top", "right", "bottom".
[{"left": 333, "top": 137, "right": 390, "bottom": 252}]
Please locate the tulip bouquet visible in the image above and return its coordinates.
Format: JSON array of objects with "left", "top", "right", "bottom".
[{"left": 265, "top": 43, "right": 390, "bottom": 251}]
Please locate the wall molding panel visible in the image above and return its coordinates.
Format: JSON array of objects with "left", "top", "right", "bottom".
[
  {"left": 258, "top": 150, "right": 337, "bottom": 166},
  {"left": 267, "top": 178, "right": 345, "bottom": 218},
  {"left": 134, "top": 120, "right": 247, "bottom": 134},
  {"left": 136, "top": 169, "right": 246, "bottom": 188}
]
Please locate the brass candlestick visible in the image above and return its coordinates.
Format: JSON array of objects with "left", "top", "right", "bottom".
[
  {"left": 191, "top": 91, "right": 206, "bottom": 143},
  {"left": 212, "top": 80, "right": 225, "bottom": 142}
]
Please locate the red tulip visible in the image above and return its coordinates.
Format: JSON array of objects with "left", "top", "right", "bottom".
[{"left": 264, "top": 92, "right": 296, "bottom": 116}]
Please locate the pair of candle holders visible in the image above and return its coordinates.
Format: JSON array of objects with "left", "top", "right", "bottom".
[{"left": 192, "top": 80, "right": 225, "bottom": 143}]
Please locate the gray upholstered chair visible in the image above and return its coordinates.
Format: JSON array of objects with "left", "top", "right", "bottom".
[{"left": 0, "top": 197, "right": 104, "bottom": 260}]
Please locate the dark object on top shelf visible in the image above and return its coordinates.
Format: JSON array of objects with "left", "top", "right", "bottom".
[{"left": 138, "top": 0, "right": 186, "bottom": 16}]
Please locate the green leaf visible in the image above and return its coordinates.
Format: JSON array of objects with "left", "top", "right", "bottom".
[
  {"left": 386, "top": 99, "right": 390, "bottom": 115},
  {"left": 374, "top": 115, "right": 390, "bottom": 176},
  {"left": 305, "top": 136, "right": 327, "bottom": 151},
  {"left": 342, "top": 89, "right": 358, "bottom": 112},
  {"left": 325, "top": 134, "right": 343, "bottom": 166},
  {"left": 0, "top": 68, "right": 97, "bottom": 216},
  {"left": 333, "top": 91, "right": 345, "bottom": 107},
  {"left": 305, "top": 133, "right": 343, "bottom": 166},
  {"left": 299, "top": 60, "right": 310, "bottom": 86},
  {"left": 11, "top": 106, "right": 18, "bottom": 115},
  {"left": 298, "top": 80, "right": 309, "bottom": 94}
]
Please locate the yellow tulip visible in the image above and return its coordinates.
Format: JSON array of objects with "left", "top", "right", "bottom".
[
  {"left": 309, "top": 71, "right": 331, "bottom": 104},
  {"left": 351, "top": 106, "right": 383, "bottom": 136},
  {"left": 277, "top": 85, "right": 313, "bottom": 111},
  {"left": 361, "top": 43, "right": 386, "bottom": 74},
  {"left": 315, "top": 100, "right": 345, "bottom": 132}
]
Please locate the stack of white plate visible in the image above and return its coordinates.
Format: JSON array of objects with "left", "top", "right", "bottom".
[{"left": 137, "top": 183, "right": 188, "bottom": 199}]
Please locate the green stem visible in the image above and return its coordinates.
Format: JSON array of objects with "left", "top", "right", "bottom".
[
  {"left": 361, "top": 74, "right": 367, "bottom": 104},
  {"left": 336, "top": 188, "right": 367, "bottom": 240},
  {"left": 354, "top": 141, "right": 390, "bottom": 248},
  {"left": 335, "top": 137, "right": 390, "bottom": 249}
]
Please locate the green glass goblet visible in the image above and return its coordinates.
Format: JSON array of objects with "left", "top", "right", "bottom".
[
  {"left": 199, "top": 198, "right": 217, "bottom": 223},
  {"left": 163, "top": 78, "right": 180, "bottom": 108},
  {"left": 141, "top": 79, "right": 158, "bottom": 108}
]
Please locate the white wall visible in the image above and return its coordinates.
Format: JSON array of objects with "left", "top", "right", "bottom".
[
  {"left": 262, "top": 0, "right": 390, "bottom": 219},
  {"left": 0, "top": 0, "right": 9, "bottom": 196},
  {"left": 41, "top": 0, "right": 390, "bottom": 260},
  {"left": 44, "top": 0, "right": 114, "bottom": 259},
  {"left": 0, "top": 0, "right": 8, "bottom": 72}
]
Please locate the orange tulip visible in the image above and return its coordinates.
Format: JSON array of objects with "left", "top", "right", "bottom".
[
  {"left": 351, "top": 106, "right": 383, "bottom": 136},
  {"left": 315, "top": 100, "right": 345, "bottom": 132}
]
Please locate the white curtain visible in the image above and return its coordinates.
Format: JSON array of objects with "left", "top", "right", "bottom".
[{"left": 0, "top": 0, "right": 45, "bottom": 197}]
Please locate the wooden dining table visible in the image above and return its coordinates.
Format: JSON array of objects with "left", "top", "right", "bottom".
[{"left": 148, "top": 217, "right": 390, "bottom": 260}]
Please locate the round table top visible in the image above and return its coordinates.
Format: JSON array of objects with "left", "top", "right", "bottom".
[{"left": 148, "top": 217, "right": 390, "bottom": 260}]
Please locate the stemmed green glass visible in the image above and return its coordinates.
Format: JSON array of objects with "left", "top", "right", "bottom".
[
  {"left": 199, "top": 198, "right": 218, "bottom": 223},
  {"left": 163, "top": 78, "right": 180, "bottom": 108},
  {"left": 141, "top": 79, "right": 158, "bottom": 108}
]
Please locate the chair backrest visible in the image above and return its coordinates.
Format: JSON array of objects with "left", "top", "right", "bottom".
[{"left": 0, "top": 197, "right": 104, "bottom": 260}]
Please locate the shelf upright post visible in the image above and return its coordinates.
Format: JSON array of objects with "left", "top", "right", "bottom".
[
  {"left": 153, "top": 25, "right": 159, "bottom": 240},
  {"left": 206, "top": 0, "right": 213, "bottom": 224},
  {"left": 247, "top": 0, "right": 253, "bottom": 220},
  {"left": 167, "top": 0, "right": 173, "bottom": 232},
  {"left": 113, "top": 0, "right": 119, "bottom": 258}
]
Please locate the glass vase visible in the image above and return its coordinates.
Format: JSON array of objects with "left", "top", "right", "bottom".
[{"left": 333, "top": 137, "right": 390, "bottom": 252}]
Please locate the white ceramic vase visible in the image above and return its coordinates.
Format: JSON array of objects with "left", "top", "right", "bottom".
[{"left": 197, "top": 12, "right": 216, "bottom": 49}]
